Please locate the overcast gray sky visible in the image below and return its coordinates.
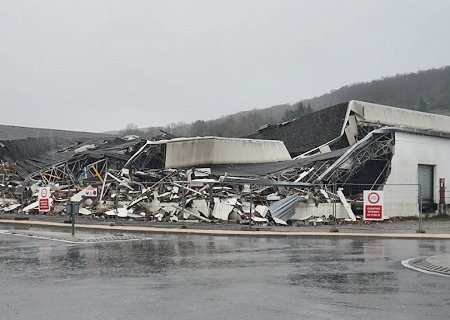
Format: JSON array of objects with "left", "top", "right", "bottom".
[{"left": 1, "top": 0, "right": 450, "bottom": 132}]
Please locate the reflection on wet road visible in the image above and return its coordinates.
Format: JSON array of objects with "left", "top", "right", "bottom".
[{"left": 1, "top": 230, "right": 449, "bottom": 320}]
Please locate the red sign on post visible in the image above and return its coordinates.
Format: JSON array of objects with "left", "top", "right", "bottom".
[
  {"left": 39, "top": 199, "right": 50, "bottom": 211},
  {"left": 363, "top": 190, "right": 383, "bottom": 220},
  {"left": 38, "top": 187, "right": 51, "bottom": 212}
]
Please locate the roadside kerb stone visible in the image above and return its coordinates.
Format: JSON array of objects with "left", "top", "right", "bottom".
[{"left": 2, "top": 219, "right": 450, "bottom": 240}]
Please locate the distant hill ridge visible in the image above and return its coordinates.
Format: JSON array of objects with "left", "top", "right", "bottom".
[
  {"left": 120, "top": 66, "right": 450, "bottom": 139},
  {"left": 302, "top": 66, "right": 450, "bottom": 115}
]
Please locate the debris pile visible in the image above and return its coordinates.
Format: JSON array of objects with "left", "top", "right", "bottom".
[
  {"left": 0, "top": 169, "right": 304, "bottom": 225},
  {"left": 0, "top": 135, "right": 367, "bottom": 225}
]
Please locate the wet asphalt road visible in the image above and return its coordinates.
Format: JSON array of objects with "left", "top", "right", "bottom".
[{"left": 1, "top": 229, "right": 450, "bottom": 320}]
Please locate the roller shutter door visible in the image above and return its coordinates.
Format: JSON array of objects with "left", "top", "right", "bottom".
[{"left": 418, "top": 164, "right": 434, "bottom": 212}]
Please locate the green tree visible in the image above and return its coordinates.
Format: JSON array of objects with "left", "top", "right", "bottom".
[
  {"left": 190, "top": 120, "right": 208, "bottom": 136},
  {"left": 282, "top": 102, "right": 308, "bottom": 121},
  {"left": 418, "top": 97, "right": 428, "bottom": 112}
]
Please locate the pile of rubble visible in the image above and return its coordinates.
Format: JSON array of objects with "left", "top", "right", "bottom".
[
  {"left": 0, "top": 168, "right": 305, "bottom": 225},
  {"left": 0, "top": 135, "right": 365, "bottom": 225}
]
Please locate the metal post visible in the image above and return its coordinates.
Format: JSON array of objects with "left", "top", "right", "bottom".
[
  {"left": 20, "top": 183, "right": 25, "bottom": 213},
  {"left": 115, "top": 183, "right": 119, "bottom": 223},
  {"left": 208, "top": 185, "right": 213, "bottom": 218},
  {"left": 439, "top": 178, "right": 446, "bottom": 215},
  {"left": 249, "top": 189, "right": 253, "bottom": 228},
  {"left": 67, "top": 185, "right": 77, "bottom": 237},
  {"left": 417, "top": 184, "right": 425, "bottom": 233},
  {"left": 72, "top": 210, "right": 75, "bottom": 236},
  {"left": 330, "top": 183, "right": 339, "bottom": 232},
  {"left": 181, "top": 184, "right": 186, "bottom": 220},
  {"left": 68, "top": 184, "right": 73, "bottom": 234}
]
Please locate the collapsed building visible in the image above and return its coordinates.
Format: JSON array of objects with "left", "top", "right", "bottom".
[
  {"left": 1, "top": 100, "right": 449, "bottom": 224},
  {"left": 247, "top": 100, "right": 450, "bottom": 217}
]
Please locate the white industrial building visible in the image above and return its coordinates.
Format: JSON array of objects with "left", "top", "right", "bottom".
[
  {"left": 338, "top": 101, "right": 450, "bottom": 217},
  {"left": 245, "top": 100, "right": 450, "bottom": 218}
]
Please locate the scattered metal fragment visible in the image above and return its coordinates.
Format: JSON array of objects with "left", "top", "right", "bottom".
[{"left": 269, "top": 195, "right": 306, "bottom": 223}]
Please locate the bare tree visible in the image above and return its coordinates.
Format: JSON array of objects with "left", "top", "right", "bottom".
[{"left": 119, "top": 123, "right": 143, "bottom": 136}]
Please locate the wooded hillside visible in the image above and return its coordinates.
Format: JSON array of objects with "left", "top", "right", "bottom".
[{"left": 120, "top": 66, "right": 450, "bottom": 138}]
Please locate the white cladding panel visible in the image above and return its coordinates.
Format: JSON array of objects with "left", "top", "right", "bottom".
[
  {"left": 165, "top": 137, "right": 291, "bottom": 168},
  {"left": 349, "top": 100, "right": 450, "bottom": 134},
  {"left": 384, "top": 132, "right": 450, "bottom": 217},
  {"left": 292, "top": 202, "right": 349, "bottom": 220}
]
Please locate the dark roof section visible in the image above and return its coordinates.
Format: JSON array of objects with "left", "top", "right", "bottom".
[
  {"left": 0, "top": 137, "right": 76, "bottom": 177},
  {"left": 0, "top": 124, "right": 120, "bottom": 177},
  {"left": 0, "top": 124, "right": 113, "bottom": 141},
  {"left": 245, "top": 102, "right": 349, "bottom": 156},
  {"left": 0, "top": 135, "right": 144, "bottom": 178}
]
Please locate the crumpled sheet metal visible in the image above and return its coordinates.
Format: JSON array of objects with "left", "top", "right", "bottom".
[{"left": 269, "top": 194, "right": 307, "bottom": 222}]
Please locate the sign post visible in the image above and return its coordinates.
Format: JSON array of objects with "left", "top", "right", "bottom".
[
  {"left": 38, "top": 187, "right": 51, "bottom": 212},
  {"left": 363, "top": 190, "right": 384, "bottom": 221},
  {"left": 330, "top": 183, "right": 339, "bottom": 232},
  {"left": 66, "top": 202, "right": 79, "bottom": 236}
]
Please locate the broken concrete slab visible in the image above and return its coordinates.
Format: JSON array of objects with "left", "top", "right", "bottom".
[
  {"left": 212, "top": 200, "right": 234, "bottom": 220},
  {"left": 255, "top": 205, "right": 269, "bottom": 218},
  {"left": 191, "top": 199, "right": 210, "bottom": 218},
  {"left": 79, "top": 207, "right": 93, "bottom": 215}
]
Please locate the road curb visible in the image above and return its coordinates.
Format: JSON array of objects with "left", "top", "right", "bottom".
[
  {"left": 402, "top": 256, "right": 450, "bottom": 277},
  {"left": 2, "top": 219, "right": 450, "bottom": 239}
]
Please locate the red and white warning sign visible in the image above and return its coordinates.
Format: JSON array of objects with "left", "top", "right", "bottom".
[
  {"left": 38, "top": 187, "right": 51, "bottom": 212},
  {"left": 363, "top": 190, "right": 383, "bottom": 220}
]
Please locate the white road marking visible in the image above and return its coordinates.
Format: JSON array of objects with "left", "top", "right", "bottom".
[{"left": 0, "top": 230, "right": 151, "bottom": 244}]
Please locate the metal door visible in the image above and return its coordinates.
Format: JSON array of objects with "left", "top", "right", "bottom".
[{"left": 418, "top": 164, "right": 434, "bottom": 212}]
